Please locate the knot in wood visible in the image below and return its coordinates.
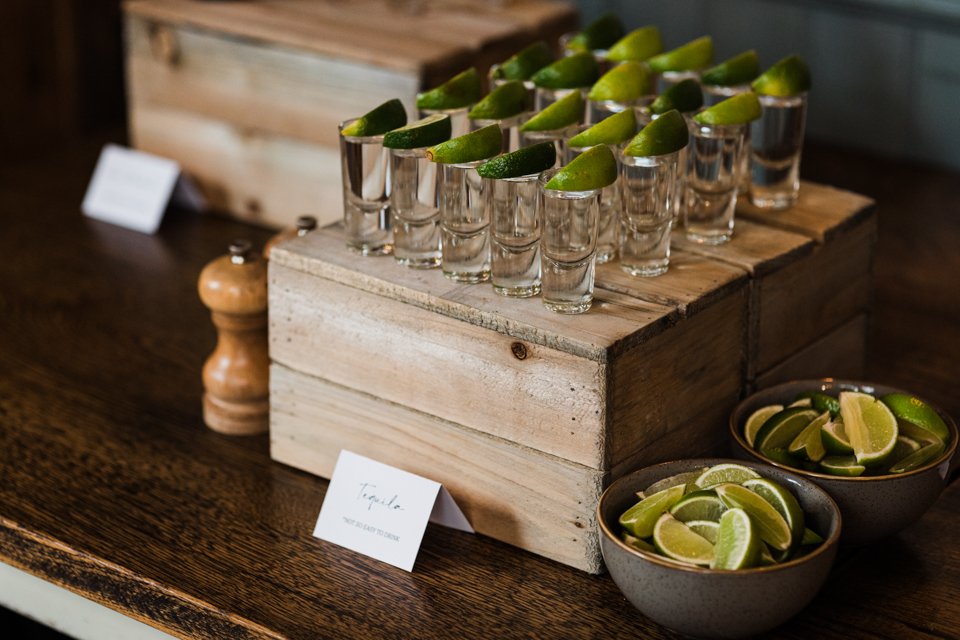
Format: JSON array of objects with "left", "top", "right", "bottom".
[{"left": 510, "top": 342, "right": 528, "bottom": 360}]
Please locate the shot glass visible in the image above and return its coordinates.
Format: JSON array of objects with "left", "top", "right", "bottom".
[
  {"left": 520, "top": 125, "right": 575, "bottom": 167},
  {"left": 703, "top": 84, "right": 754, "bottom": 191},
  {"left": 339, "top": 119, "right": 392, "bottom": 256},
  {"left": 420, "top": 106, "right": 471, "bottom": 139},
  {"left": 565, "top": 132, "right": 621, "bottom": 264},
  {"left": 390, "top": 146, "right": 441, "bottom": 268},
  {"left": 538, "top": 169, "right": 601, "bottom": 314},
  {"left": 470, "top": 113, "right": 529, "bottom": 154},
  {"left": 487, "top": 173, "right": 542, "bottom": 297},
  {"left": 684, "top": 120, "right": 749, "bottom": 244},
  {"left": 618, "top": 149, "right": 682, "bottom": 276},
  {"left": 749, "top": 93, "right": 808, "bottom": 210},
  {"left": 439, "top": 161, "right": 490, "bottom": 283}
]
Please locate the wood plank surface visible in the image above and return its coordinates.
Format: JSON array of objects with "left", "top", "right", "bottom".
[{"left": 270, "top": 365, "right": 605, "bottom": 573}]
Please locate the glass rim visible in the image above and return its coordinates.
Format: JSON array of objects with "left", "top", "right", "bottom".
[
  {"left": 470, "top": 112, "right": 531, "bottom": 127},
  {"left": 619, "top": 147, "right": 683, "bottom": 164},
  {"left": 757, "top": 92, "right": 809, "bottom": 104},
  {"left": 419, "top": 105, "right": 472, "bottom": 115},
  {"left": 438, "top": 158, "right": 489, "bottom": 169},
  {"left": 482, "top": 172, "right": 541, "bottom": 183}
]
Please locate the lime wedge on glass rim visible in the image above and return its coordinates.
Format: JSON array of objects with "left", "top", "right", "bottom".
[
  {"left": 652, "top": 513, "right": 714, "bottom": 566},
  {"left": 492, "top": 41, "right": 554, "bottom": 81},
  {"left": 588, "top": 61, "right": 653, "bottom": 102},
  {"left": 416, "top": 67, "right": 482, "bottom": 110},
  {"left": 647, "top": 36, "right": 713, "bottom": 73},
  {"left": 426, "top": 124, "right": 502, "bottom": 164},
  {"left": 752, "top": 54, "right": 811, "bottom": 97},
  {"left": 568, "top": 110, "right": 637, "bottom": 148},
  {"left": 607, "top": 26, "right": 663, "bottom": 63},
  {"left": 476, "top": 142, "right": 555, "bottom": 180},
  {"left": 383, "top": 113, "right": 452, "bottom": 149},
  {"left": 839, "top": 391, "right": 899, "bottom": 467},
  {"left": 649, "top": 78, "right": 703, "bottom": 115},
  {"left": 701, "top": 50, "right": 760, "bottom": 87},
  {"left": 565, "top": 13, "right": 625, "bottom": 52},
  {"left": 715, "top": 483, "right": 793, "bottom": 551},
  {"left": 544, "top": 144, "right": 617, "bottom": 191},
  {"left": 744, "top": 404, "right": 784, "bottom": 448},
  {"left": 468, "top": 81, "right": 528, "bottom": 120},
  {"left": 532, "top": 52, "right": 600, "bottom": 89},
  {"left": 623, "top": 109, "right": 689, "bottom": 157},
  {"left": 711, "top": 508, "right": 761, "bottom": 570},
  {"left": 693, "top": 91, "right": 762, "bottom": 126},
  {"left": 619, "top": 484, "right": 686, "bottom": 538},
  {"left": 340, "top": 98, "right": 407, "bottom": 137},
  {"left": 520, "top": 90, "right": 584, "bottom": 132}
]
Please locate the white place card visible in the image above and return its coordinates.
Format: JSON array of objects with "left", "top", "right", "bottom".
[
  {"left": 313, "top": 450, "right": 473, "bottom": 572},
  {"left": 81, "top": 144, "right": 188, "bottom": 234}
]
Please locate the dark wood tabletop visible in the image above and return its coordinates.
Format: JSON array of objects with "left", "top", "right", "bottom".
[{"left": 1, "top": 135, "right": 959, "bottom": 640}]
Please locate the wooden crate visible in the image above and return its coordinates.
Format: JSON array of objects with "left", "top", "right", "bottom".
[
  {"left": 123, "top": 0, "right": 578, "bottom": 228},
  {"left": 267, "top": 181, "right": 875, "bottom": 573}
]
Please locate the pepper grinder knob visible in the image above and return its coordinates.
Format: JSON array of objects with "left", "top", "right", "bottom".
[
  {"left": 197, "top": 239, "right": 269, "bottom": 435},
  {"left": 263, "top": 215, "right": 318, "bottom": 260}
]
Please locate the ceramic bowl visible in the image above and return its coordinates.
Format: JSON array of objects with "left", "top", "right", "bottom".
[
  {"left": 729, "top": 379, "right": 958, "bottom": 545},
  {"left": 597, "top": 458, "right": 841, "bottom": 638}
]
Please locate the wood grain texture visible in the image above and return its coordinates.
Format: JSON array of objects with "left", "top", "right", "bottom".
[{"left": 1, "top": 135, "right": 959, "bottom": 639}]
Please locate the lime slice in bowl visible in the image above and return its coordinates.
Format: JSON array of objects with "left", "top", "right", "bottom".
[
  {"left": 685, "top": 519, "right": 720, "bottom": 544},
  {"left": 754, "top": 407, "right": 818, "bottom": 454},
  {"left": 744, "top": 404, "right": 784, "bottom": 448},
  {"left": 889, "top": 441, "right": 946, "bottom": 474},
  {"left": 715, "top": 483, "right": 793, "bottom": 551},
  {"left": 819, "top": 455, "right": 866, "bottom": 477},
  {"left": 821, "top": 416, "right": 854, "bottom": 455},
  {"left": 341, "top": 98, "right": 407, "bottom": 137},
  {"left": 693, "top": 463, "right": 761, "bottom": 489},
  {"left": 669, "top": 489, "right": 727, "bottom": 522},
  {"left": 711, "top": 508, "right": 761, "bottom": 570},
  {"left": 840, "top": 391, "right": 899, "bottom": 467},
  {"left": 639, "top": 468, "right": 708, "bottom": 499},
  {"left": 653, "top": 513, "right": 715, "bottom": 566},
  {"left": 880, "top": 393, "right": 950, "bottom": 442},
  {"left": 742, "top": 478, "right": 805, "bottom": 546},
  {"left": 788, "top": 411, "right": 831, "bottom": 462},
  {"left": 619, "top": 484, "right": 686, "bottom": 538}
]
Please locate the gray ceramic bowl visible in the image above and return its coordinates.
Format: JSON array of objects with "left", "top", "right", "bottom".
[
  {"left": 729, "top": 379, "right": 958, "bottom": 546},
  {"left": 597, "top": 458, "right": 841, "bottom": 639}
]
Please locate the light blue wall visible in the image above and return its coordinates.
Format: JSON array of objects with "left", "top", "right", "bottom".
[{"left": 575, "top": 0, "right": 960, "bottom": 170}]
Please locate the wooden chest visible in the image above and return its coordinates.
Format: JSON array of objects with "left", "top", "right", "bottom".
[
  {"left": 122, "top": 0, "right": 578, "bottom": 229},
  {"left": 268, "top": 181, "right": 875, "bottom": 573}
]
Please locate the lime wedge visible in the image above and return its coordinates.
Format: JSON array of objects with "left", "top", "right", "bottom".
[
  {"left": 711, "top": 508, "right": 761, "bottom": 570},
  {"left": 520, "top": 90, "right": 584, "bottom": 132},
  {"left": 341, "top": 98, "right": 407, "bottom": 137},
  {"left": 715, "top": 483, "right": 793, "bottom": 551},
  {"left": 568, "top": 110, "right": 637, "bottom": 148},
  {"left": 889, "top": 441, "right": 946, "bottom": 474},
  {"left": 744, "top": 404, "right": 784, "bottom": 448},
  {"left": 897, "top": 419, "right": 944, "bottom": 446},
  {"left": 588, "top": 61, "right": 653, "bottom": 102},
  {"left": 801, "top": 527, "right": 824, "bottom": 546},
  {"left": 640, "top": 468, "right": 708, "bottom": 499},
  {"left": 890, "top": 435, "right": 922, "bottom": 463},
  {"left": 787, "top": 411, "right": 830, "bottom": 462},
  {"left": 426, "top": 124, "right": 502, "bottom": 164},
  {"left": 762, "top": 447, "right": 802, "bottom": 467},
  {"left": 383, "top": 113, "right": 452, "bottom": 149},
  {"left": 693, "top": 91, "right": 762, "bottom": 126},
  {"left": 623, "top": 109, "right": 689, "bottom": 157},
  {"left": 758, "top": 543, "right": 777, "bottom": 565},
  {"left": 607, "top": 26, "right": 663, "bottom": 63},
  {"left": 819, "top": 455, "right": 866, "bottom": 477},
  {"left": 669, "top": 489, "right": 727, "bottom": 522},
  {"left": 544, "top": 144, "right": 617, "bottom": 191},
  {"left": 741, "top": 477, "right": 805, "bottom": 547},
  {"left": 840, "top": 391, "right": 899, "bottom": 467},
  {"left": 469, "top": 81, "right": 528, "bottom": 120},
  {"left": 619, "top": 484, "right": 686, "bottom": 538},
  {"left": 752, "top": 54, "right": 811, "bottom": 97},
  {"left": 685, "top": 519, "right": 720, "bottom": 544},
  {"left": 881, "top": 393, "right": 950, "bottom": 443},
  {"left": 492, "top": 41, "right": 554, "bottom": 81},
  {"left": 653, "top": 513, "right": 714, "bottom": 566},
  {"left": 566, "top": 13, "right": 625, "bottom": 52},
  {"left": 701, "top": 50, "right": 760, "bottom": 87},
  {"left": 649, "top": 78, "right": 703, "bottom": 115},
  {"left": 796, "top": 391, "right": 840, "bottom": 417},
  {"left": 821, "top": 417, "right": 854, "bottom": 455},
  {"left": 621, "top": 531, "right": 656, "bottom": 553},
  {"left": 531, "top": 52, "right": 600, "bottom": 89},
  {"left": 416, "top": 67, "right": 482, "bottom": 110},
  {"left": 476, "top": 142, "right": 555, "bottom": 179},
  {"left": 789, "top": 398, "right": 813, "bottom": 408},
  {"left": 647, "top": 36, "right": 713, "bottom": 73},
  {"left": 693, "top": 463, "right": 761, "bottom": 489},
  {"left": 754, "top": 407, "right": 819, "bottom": 453}
]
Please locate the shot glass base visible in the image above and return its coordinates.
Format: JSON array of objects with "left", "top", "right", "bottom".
[
  {"left": 543, "top": 298, "right": 592, "bottom": 314},
  {"left": 620, "top": 261, "right": 669, "bottom": 277},
  {"left": 493, "top": 283, "right": 541, "bottom": 298},
  {"left": 443, "top": 269, "right": 491, "bottom": 284},
  {"left": 749, "top": 191, "right": 799, "bottom": 211},
  {"left": 395, "top": 255, "right": 441, "bottom": 269},
  {"left": 595, "top": 247, "right": 617, "bottom": 265},
  {"left": 685, "top": 230, "right": 732, "bottom": 245},
  {"left": 346, "top": 241, "right": 393, "bottom": 257}
]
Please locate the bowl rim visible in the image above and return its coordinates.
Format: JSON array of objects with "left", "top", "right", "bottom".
[
  {"left": 596, "top": 457, "right": 842, "bottom": 576},
  {"left": 729, "top": 378, "right": 959, "bottom": 482}
]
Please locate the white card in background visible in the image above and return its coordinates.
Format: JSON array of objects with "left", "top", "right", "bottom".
[
  {"left": 82, "top": 144, "right": 193, "bottom": 234},
  {"left": 313, "top": 450, "right": 473, "bottom": 572}
]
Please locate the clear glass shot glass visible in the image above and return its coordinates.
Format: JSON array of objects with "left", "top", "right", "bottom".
[
  {"left": 419, "top": 106, "right": 472, "bottom": 139},
  {"left": 565, "top": 132, "right": 621, "bottom": 264},
  {"left": 487, "top": 173, "right": 542, "bottom": 297},
  {"left": 749, "top": 93, "right": 808, "bottom": 210},
  {"left": 470, "top": 113, "right": 529, "bottom": 154},
  {"left": 704, "top": 84, "right": 755, "bottom": 191},
  {"left": 534, "top": 86, "right": 587, "bottom": 113},
  {"left": 520, "top": 125, "right": 575, "bottom": 167},
  {"left": 538, "top": 169, "right": 601, "bottom": 314},
  {"left": 339, "top": 119, "right": 392, "bottom": 256},
  {"left": 438, "top": 160, "right": 490, "bottom": 283},
  {"left": 634, "top": 110, "right": 695, "bottom": 224},
  {"left": 389, "top": 147, "right": 441, "bottom": 268},
  {"left": 685, "top": 120, "right": 748, "bottom": 244},
  {"left": 618, "top": 149, "right": 681, "bottom": 276}
]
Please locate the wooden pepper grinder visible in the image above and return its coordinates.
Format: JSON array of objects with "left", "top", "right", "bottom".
[
  {"left": 263, "top": 215, "right": 318, "bottom": 260},
  {"left": 198, "top": 239, "right": 269, "bottom": 435}
]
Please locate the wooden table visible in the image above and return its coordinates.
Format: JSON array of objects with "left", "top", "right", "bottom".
[{"left": 1, "top": 136, "right": 959, "bottom": 639}]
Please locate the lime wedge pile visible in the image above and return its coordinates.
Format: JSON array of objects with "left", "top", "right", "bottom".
[
  {"left": 618, "top": 463, "right": 825, "bottom": 568},
  {"left": 565, "top": 13, "right": 625, "bottom": 53},
  {"left": 742, "top": 388, "right": 952, "bottom": 476},
  {"left": 492, "top": 41, "right": 554, "bottom": 81},
  {"left": 416, "top": 67, "right": 482, "bottom": 110},
  {"left": 341, "top": 98, "right": 407, "bottom": 137}
]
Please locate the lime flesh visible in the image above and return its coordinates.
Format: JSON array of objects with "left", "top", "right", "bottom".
[
  {"left": 416, "top": 67, "right": 482, "bottom": 110},
  {"left": 821, "top": 417, "right": 854, "bottom": 455},
  {"left": 754, "top": 407, "right": 818, "bottom": 454},
  {"left": 685, "top": 520, "right": 720, "bottom": 544},
  {"left": 742, "top": 478, "right": 805, "bottom": 547},
  {"left": 669, "top": 490, "right": 727, "bottom": 522},
  {"left": 788, "top": 411, "right": 830, "bottom": 462},
  {"left": 588, "top": 61, "right": 653, "bottom": 102},
  {"left": 607, "top": 26, "right": 663, "bottom": 62},
  {"left": 744, "top": 404, "right": 785, "bottom": 448},
  {"left": 693, "top": 463, "right": 761, "bottom": 489},
  {"left": 840, "top": 391, "right": 899, "bottom": 467},
  {"left": 653, "top": 513, "right": 715, "bottom": 566},
  {"left": 711, "top": 508, "right": 761, "bottom": 570},
  {"left": 640, "top": 468, "right": 708, "bottom": 499},
  {"left": 716, "top": 483, "right": 793, "bottom": 551},
  {"left": 819, "top": 455, "right": 866, "bottom": 477},
  {"left": 619, "top": 484, "right": 686, "bottom": 538}
]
